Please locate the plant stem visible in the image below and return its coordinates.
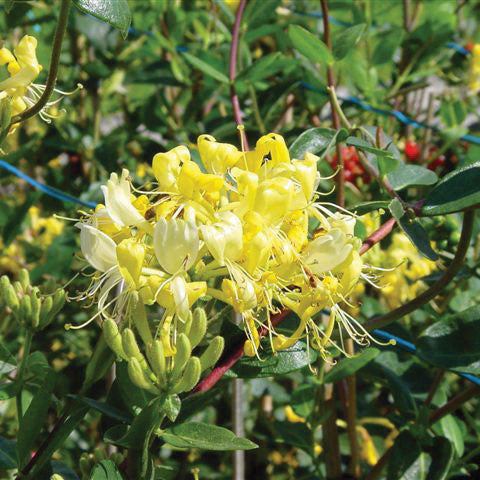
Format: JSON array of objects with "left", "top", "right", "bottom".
[
  {"left": 229, "top": 0, "right": 249, "bottom": 150},
  {"left": 10, "top": 0, "right": 71, "bottom": 126},
  {"left": 16, "top": 330, "right": 33, "bottom": 421},
  {"left": 249, "top": 84, "right": 265, "bottom": 134},
  {"left": 360, "top": 217, "right": 397, "bottom": 255},
  {"left": 364, "top": 209, "right": 475, "bottom": 331},
  {"left": 320, "top": 0, "right": 344, "bottom": 208}
]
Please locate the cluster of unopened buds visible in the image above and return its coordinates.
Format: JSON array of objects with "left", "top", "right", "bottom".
[
  {"left": 72, "top": 132, "right": 389, "bottom": 395},
  {"left": 0, "top": 269, "right": 65, "bottom": 332},
  {"left": 329, "top": 146, "right": 371, "bottom": 185}
]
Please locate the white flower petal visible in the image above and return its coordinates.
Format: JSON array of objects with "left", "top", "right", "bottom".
[{"left": 75, "top": 223, "right": 117, "bottom": 272}]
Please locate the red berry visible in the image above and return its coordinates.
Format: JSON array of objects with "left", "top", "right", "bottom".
[{"left": 405, "top": 141, "right": 421, "bottom": 162}]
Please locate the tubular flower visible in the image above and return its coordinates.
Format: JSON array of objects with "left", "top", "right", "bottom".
[
  {"left": 0, "top": 35, "right": 81, "bottom": 124},
  {"left": 72, "top": 133, "right": 386, "bottom": 375},
  {"left": 468, "top": 44, "right": 480, "bottom": 93}
]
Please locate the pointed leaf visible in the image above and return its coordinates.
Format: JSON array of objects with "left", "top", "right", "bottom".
[
  {"left": 333, "top": 24, "right": 366, "bottom": 60},
  {"left": 288, "top": 25, "right": 333, "bottom": 65},
  {"left": 73, "top": 0, "right": 131, "bottom": 38},
  {"left": 182, "top": 53, "right": 229, "bottom": 84}
]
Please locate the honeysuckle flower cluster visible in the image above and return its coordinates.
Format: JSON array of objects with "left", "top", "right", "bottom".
[
  {"left": 468, "top": 43, "right": 480, "bottom": 92},
  {"left": 0, "top": 35, "right": 80, "bottom": 125},
  {"left": 355, "top": 213, "right": 437, "bottom": 311},
  {"left": 73, "top": 133, "right": 384, "bottom": 382}
]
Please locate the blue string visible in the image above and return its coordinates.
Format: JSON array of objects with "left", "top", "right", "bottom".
[
  {"left": 300, "top": 81, "right": 480, "bottom": 145},
  {"left": 0, "top": 160, "right": 97, "bottom": 209},
  {"left": 373, "top": 329, "right": 480, "bottom": 387}
]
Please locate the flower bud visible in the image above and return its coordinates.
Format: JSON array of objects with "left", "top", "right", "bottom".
[
  {"left": 188, "top": 307, "right": 207, "bottom": 349},
  {"left": 19, "top": 295, "right": 32, "bottom": 326},
  {"left": 30, "top": 287, "right": 41, "bottom": 329},
  {"left": 2, "top": 277, "right": 19, "bottom": 312},
  {"left": 127, "top": 357, "right": 158, "bottom": 394},
  {"left": 13, "top": 281, "right": 23, "bottom": 296},
  {"left": 172, "top": 356, "right": 201, "bottom": 394},
  {"left": 103, "top": 319, "right": 127, "bottom": 360},
  {"left": 93, "top": 447, "right": 106, "bottom": 462},
  {"left": 19, "top": 268, "right": 30, "bottom": 292},
  {"left": 50, "top": 289, "right": 66, "bottom": 317},
  {"left": 50, "top": 475, "right": 65, "bottom": 480},
  {"left": 199, "top": 336, "right": 224, "bottom": 371},
  {"left": 176, "top": 310, "right": 192, "bottom": 336},
  {"left": 38, "top": 296, "right": 53, "bottom": 328},
  {"left": 122, "top": 328, "right": 142, "bottom": 360},
  {"left": 146, "top": 339, "right": 166, "bottom": 385},
  {"left": 79, "top": 453, "right": 93, "bottom": 476},
  {"left": 170, "top": 333, "right": 191, "bottom": 384}
]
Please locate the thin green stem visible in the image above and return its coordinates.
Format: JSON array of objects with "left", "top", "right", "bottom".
[
  {"left": 16, "top": 331, "right": 33, "bottom": 421},
  {"left": 10, "top": 0, "right": 71, "bottom": 126},
  {"left": 327, "top": 86, "right": 352, "bottom": 130},
  {"left": 364, "top": 209, "right": 475, "bottom": 331},
  {"left": 248, "top": 84, "right": 265, "bottom": 134}
]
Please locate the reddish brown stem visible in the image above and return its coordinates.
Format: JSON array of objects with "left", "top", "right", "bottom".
[
  {"left": 229, "top": 0, "right": 249, "bottom": 150},
  {"left": 360, "top": 217, "right": 396, "bottom": 255},
  {"left": 320, "top": 0, "right": 344, "bottom": 208}
]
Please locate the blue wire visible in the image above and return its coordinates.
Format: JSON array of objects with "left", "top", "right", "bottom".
[
  {"left": 373, "top": 329, "right": 480, "bottom": 387},
  {"left": 300, "top": 81, "right": 480, "bottom": 146},
  {"left": 0, "top": 160, "right": 97, "bottom": 209}
]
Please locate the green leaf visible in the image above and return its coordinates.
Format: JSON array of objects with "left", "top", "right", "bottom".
[
  {"left": 387, "top": 165, "right": 438, "bottom": 191},
  {"left": 236, "top": 52, "right": 284, "bottom": 83},
  {"left": 425, "top": 436, "right": 454, "bottom": 480},
  {"left": 372, "top": 28, "right": 404, "bottom": 65},
  {"left": 398, "top": 217, "right": 439, "bottom": 261},
  {"left": 2, "top": 0, "right": 15, "bottom": 13},
  {"left": 104, "top": 398, "right": 164, "bottom": 449},
  {"left": 417, "top": 305, "right": 480, "bottom": 374},
  {"left": 289, "top": 128, "right": 336, "bottom": 159},
  {"left": 27, "top": 402, "right": 89, "bottom": 478},
  {"left": 333, "top": 24, "right": 366, "bottom": 60},
  {"left": 273, "top": 421, "right": 313, "bottom": 453},
  {"left": 72, "top": 0, "right": 131, "bottom": 39},
  {"left": 290, "top": 385, "right": 316, "bottom": 418},
  {"left": 163, "top": 395, "right": 181, "bottom": 422},
  {"left": 346, "top": 136, "right": 395, "bottom": 158},
  {"left": 81, "top": 336, "right": 116, "bottom": 393},
  {"left": 365, "top": 362, "right": 417, "bottom": 415},
  {"left": 2, "top": 192, "right": 39, "bottom": 247},
  {"left": 17, "top": 369, "right": 56, "bottom": 469},
  {"left": 0, "top": 381, "right": 20, "bottom": 400},
  {"left": 389, "top": 198, "right": 405, "bottom": 220},
  {"left": 0, "top": 437, "right": 16, "bottom": 470},
  {"left": 387, "top": 431, "right": 422, "bottom": 480},
  {"left": 439, "top": 415, "right": 464, "bottom": 457},
  {"left": 288, "top": 25, "right": 333, "bottom": 66},
  {"left": 161, "top": 422, "right": 258, "bottom": 451},
  {"left": 324, "top": 348, "right": 380, "bottom": 384},
  {"left": 351, "top": 200, "right": 390, "bottom": 216},
  {"left": 89, "top": 460, "right": 123, "bottom": 480},
  {"left": 225, "top": 340, "right": 317, "bottom": 378},
  {"left": 422, "top": 162, "right": 480, "bottom": 216},
  {"left": 68, "top": 395, "right": 132, "bottom": 424},
  {"left": 182, "top": 52, "right": 229, "bottom": 84}
]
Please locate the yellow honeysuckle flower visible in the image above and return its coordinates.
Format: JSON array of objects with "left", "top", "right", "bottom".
[
  {"left": 73, "top": 132, "right": 382, "bottom": 372},
  {"left": 0, "top": 35, "right": 81, "bottom": 124},
  {"left": 468, "top": 44, "right": 480, "bottom": 92}
]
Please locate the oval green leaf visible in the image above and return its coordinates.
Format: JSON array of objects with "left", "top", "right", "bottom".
[
  {"left": 288, "top": 25, "right": 333, "bottom": 66},
  {"left": 422, "top": 162, "right": 480, "bottom": 216},
  {"left": 161, "top": 422, "right": 258, "bottom": 451}
]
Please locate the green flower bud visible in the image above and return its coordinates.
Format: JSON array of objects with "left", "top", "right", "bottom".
[
  {"left": 170, "top": 333, "right": 191, "bottom": 384},
  {"left": 93, "top": 447, "right": 106, "bottom": 462},
  {"left": 19, "top": 269, "right": 30, "bottom": 292},
  {"left": 128, "top": 357, "right": 158, "bottom": 394},
  {"left": 3, "top": 281, "right": 19, "bottom": 312},
  {"left": 146, "top": 339, "right": 167, "bottom": 385},
  {"left": 19, "top": 295, "right": 32, "bottom": 326},
  {"left": 131, "top": 293, "right": 153, "bottom": 345},
  {"left": 177, "top": 310, "right": 192, "bottom": 336},
  {"left": 50, "top": 289, "right": 66, "bottom": 318},
  {"left": 30, "top": 287, "right": 41, "bottom": 329},
  {"left": 122, "top": 328, "right": 142, "bottom": 360},
  {"left": 199, "top": 336, "right": 224, "bottom": 372},
  {"left": 188, "top": 307, "right": 207, "bottom": 349},
  {"left": 13, "top": 281, "right": 23, "bottom": 296},
  {"left": 111, "top": 452, "right": 125, "bottom": 465},
  {"left": 50, "top": 475, "right": 64, "bottom": 480},
  {"left": 38, "top": 296, "right": 53, "bottom": 329},
  {"left": 172, "top": 356, "right": 201, "bottom": 394},
  {"left": 79, "top": 453, "right": 93, "bottom": 476},
  {"left": 103, "top": 319, "right": 127, "bottom": 360}
]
